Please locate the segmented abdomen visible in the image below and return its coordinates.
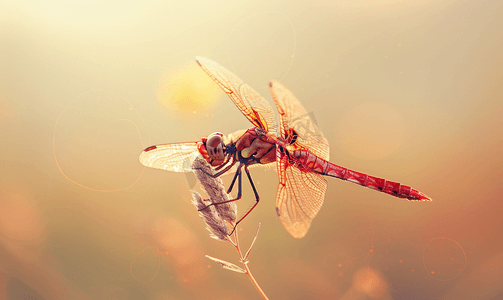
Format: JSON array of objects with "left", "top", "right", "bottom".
[{"left": 292, "top": 150, "right": 431, "bottom": 201}]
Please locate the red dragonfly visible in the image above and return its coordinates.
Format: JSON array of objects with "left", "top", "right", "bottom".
[{"left": 139, "top": 57, "right": 431, "bottom": 238}]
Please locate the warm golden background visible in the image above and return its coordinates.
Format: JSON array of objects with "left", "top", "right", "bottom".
[{"left": 1, "top": 0, "right": 502, "bottom": 299}]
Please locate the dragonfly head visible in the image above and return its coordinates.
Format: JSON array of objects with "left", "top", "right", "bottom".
[{"left": 204, "top": 132, "right": 226, "bottom": 161}]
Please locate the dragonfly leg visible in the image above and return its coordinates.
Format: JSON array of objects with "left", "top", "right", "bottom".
[
  {"left": 214, "top": 158, "right": 238, "bottom": 178},
  {"left": 226, "top": 164, "right": 242, "bottom": 195},
  {"left": 245, "top": 165, "right": 260, "bottom": 200},
  {"left": 196, "top": 164, "right": 261, "bottom": 236},
  {"left": 197, "top": 165, "right": 243, "bottom": 211},
  {"left": 229, "top": 165, "right": 260, "bottom": 235},
  {"left": 194, "top": 157, "right": 237, "bottom": 178},
  {"left": 214, "top": 155, "right": 231, "bottom": 171}
]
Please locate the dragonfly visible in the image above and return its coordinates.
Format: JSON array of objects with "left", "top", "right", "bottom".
[{"left": 139, "top": 56, "right": 431, "bottom": 238}]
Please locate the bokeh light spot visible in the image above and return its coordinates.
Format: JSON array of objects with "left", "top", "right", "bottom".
[
  {"left": 130, "top": 246, "right": 161, "bottom": 283},
  {"left": 53, "top": 90, "right": 147, "bottom": 191},
  {"left": 0, "top": 186, "right": 46, "bottom": 244},
  {"left": 353, "top": 268, "right": 388, "bottom": 298},
  {"left": 423, "top": 237, "right": 467, "bottom": 281}
]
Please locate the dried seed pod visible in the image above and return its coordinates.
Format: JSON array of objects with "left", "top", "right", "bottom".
[
  {"left": 192, "top": 156, "right": 237, "bottom": 222},
  {"left": 190, "top": 190, "right": 229, "bottom": 241}
]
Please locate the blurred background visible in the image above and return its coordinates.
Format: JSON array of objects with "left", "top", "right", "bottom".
[{"left": 1, "top": 0, "right": 502, "bottom": 299}]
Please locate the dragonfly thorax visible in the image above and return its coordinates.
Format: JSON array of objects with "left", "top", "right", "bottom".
[{"left": 254, "top": 127, "right": 267, "bottom": 136}]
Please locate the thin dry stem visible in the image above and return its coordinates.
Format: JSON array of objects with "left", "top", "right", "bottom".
[
  {"left": 231, "top": 225, "right": 269, "bottom": 300},
  {"left": 191, "top": 157, "right": 269, "bottom": 299},
  {"left": 243, "top": 223, "right": 261, "bottom": 262}
]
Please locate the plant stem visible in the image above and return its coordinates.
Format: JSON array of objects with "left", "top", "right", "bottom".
[{"left": 232, "top": 228, "right": 269, "bottom": 300}]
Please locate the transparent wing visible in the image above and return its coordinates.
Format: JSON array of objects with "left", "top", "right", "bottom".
[
  {"left": 269, "top": 79, "right": 329, "bottom": 160},
  {"left": 196, "top": 56, "right": 277, "bottom": 133},
  {"left": 269, "top": 79, "right": 330, "bottom": 238},
  {"left": 139, "top": 142, "right": 200, "bottom": 173},
  {"left": 275, "top": 154, "right": 327, "bottom": 238}
]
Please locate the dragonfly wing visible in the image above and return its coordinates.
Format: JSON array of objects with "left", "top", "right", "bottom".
[
  {"left": 139, "top": 142, "right": 200, "bottom": 173},
  {"left": 276, "top": 154, "right": 327, "bottom": 238},
  {"left": 196, "top": 56, "right": 277, "bottom": 133},
  {"left": 269, "top": 79, "right": 329, "bottom": 160}
]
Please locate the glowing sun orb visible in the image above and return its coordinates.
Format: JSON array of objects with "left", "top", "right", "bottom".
[{"left": 156, "top": 63, "right": 221, "bottom": 115}]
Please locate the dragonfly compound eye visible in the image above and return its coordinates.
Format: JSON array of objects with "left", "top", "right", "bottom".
[{"left": 206, "top": 132, "right": 225, "bottom": 160}]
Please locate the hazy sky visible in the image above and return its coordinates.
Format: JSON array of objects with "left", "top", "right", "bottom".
[{"left": 1, "top": 1, "right": 502, "bottom": 299}]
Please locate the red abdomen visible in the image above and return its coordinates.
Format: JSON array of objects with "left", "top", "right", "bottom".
[{"left": 292, "top": 150, "right": 431, "bottom": 201}]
